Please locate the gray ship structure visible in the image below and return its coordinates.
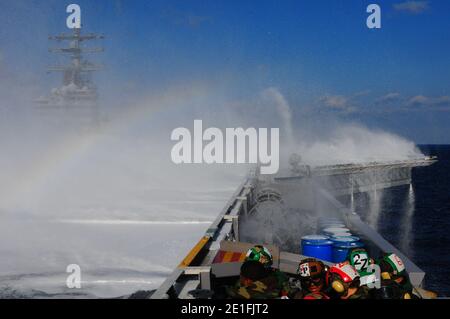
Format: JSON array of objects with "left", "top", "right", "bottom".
[
  {"left": 35, "top": 27, "right": 104, "bottom": 127},
  {"left": 151, "top": 155, "right": 438, "bottom": 299}
]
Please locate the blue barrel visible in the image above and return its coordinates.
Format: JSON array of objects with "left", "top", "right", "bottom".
[
  {"left": 301, "top": 235, "right": 333, "bottom": 262},
  {"left": 332, "top": 240, "right": 364, "bottom": 263},
  {"left": 330, "top": 236, "right": 360, "bottom": 244},
  {"left": 331, "top": 232, "right": 352, "bottom": 237}
]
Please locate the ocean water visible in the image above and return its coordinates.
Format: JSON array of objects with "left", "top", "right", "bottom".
[{"left": 354, "top": 145, "right": 450, "bottom": 297}]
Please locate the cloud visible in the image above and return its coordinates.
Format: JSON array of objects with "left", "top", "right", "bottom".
[
  {"left": 376, "top": 92, "right": 402, "bottom": 104},
  {"left": 318, "top": 94, "right": 362, "bottom": 114},
  {"left": 393, "top": 1, "right": 429, "bottom": 14},
  {"left": 319, "top": 95, "right": 349, "bottom": 109},
  {"left": 318, "top": 91, "right": 450, "bottom": 115},
  {"left": 407, "top": 95, "right": 429, "bottom": 105},
  {"left": 407, "top": 95, "right": 450, "bottom": 107},
  {"left": 436, "top": 96, "right": 450, "bottom": 106},
  {"left": 373, "top": 93, "right": 450, "bottom": 111}
]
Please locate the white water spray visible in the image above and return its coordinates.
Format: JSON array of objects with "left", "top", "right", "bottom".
[
  {"left": 262, "top": 87, "right": 295, "bottom": 149},
  {"left": 367, "top": 186, "right": 383, "bottom": 231},
  {"left": 399, "top": 184, "right": 416, "bottom": 256}
]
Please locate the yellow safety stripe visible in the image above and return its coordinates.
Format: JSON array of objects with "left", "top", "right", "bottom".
[{"left": 178, "top": 236, "right": 210, "bottom": 268}]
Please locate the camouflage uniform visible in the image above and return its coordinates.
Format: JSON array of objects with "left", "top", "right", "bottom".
[
  {"left": 271, "top": 269, "right": 291, "bottom": 297},
  {"left": 376, "top": 279, "right": 418, "bottom": 299},
  {"left": 347, "top": 285, "right": 370, "bottom": 299},
  {"left": 227, "top": 270, "right": 289, "bottom": 299}
]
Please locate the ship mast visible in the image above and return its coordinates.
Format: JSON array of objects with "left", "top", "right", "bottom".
[{"left": 46, "top": 27, "right": 104, "bottom": 103}]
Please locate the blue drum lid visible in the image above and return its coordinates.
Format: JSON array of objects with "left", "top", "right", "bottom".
[
  {"left": 331, "top": 232, "right": 352, "bottom": 237},
  {"left": 333, "top": 241, "right": 364, "bottom": 249},
  {"left": 330, "top": 236, "right": 360, "bottom": 243}
]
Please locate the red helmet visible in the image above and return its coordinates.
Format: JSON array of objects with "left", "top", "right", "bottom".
[{"left": 326, "top": 262, "right": 360, "bottom": 296}]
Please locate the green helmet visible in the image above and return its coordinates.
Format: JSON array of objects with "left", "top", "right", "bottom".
[
  {"left": 348, "top": 248, "right": 371, "bottom": 274},
  {"left": 245, "top": 245, "right": 273, "bottom": 267},
  {"left": 379, "top": 253, "right": 406, "bottom": 278}
]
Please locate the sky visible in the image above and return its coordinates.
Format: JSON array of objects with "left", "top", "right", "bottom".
[
  {"left": 0, "top": 0, "right": 448, "bottom": 297},
  {"left": 0, "top": 0, "right": 449, "bottom": 143}
]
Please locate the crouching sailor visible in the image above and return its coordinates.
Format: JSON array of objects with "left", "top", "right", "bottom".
[
  {"left": 326, "top": 262, "right": 370, "bottom": 299},
  {"left": 347, "top": 248, "right": 378, "bottom": 288},
  {"left": 293, "top": 258, "right": 330, "bottom": 299},
  {"left": 226, "top": 245, "right": 290, "bottom": 299},
  {"left": 376, "top": 253, "right": 420, "bottom": 299}
]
